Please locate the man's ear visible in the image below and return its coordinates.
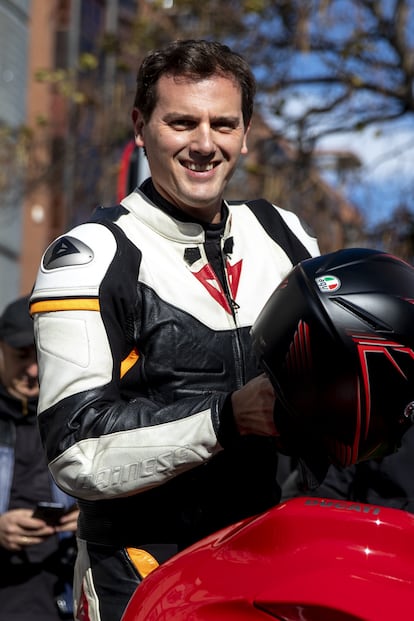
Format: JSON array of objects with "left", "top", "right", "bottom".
[
  {"left": 132, "top": 108, "right": 145, "bottom": 147},
  {"left": 241, "top": 122, "right": 251, "bottom": 156}
]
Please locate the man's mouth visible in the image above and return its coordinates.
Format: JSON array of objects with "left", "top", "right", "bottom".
[
  {"left": 24, "top": 376, "right": 39, "bottom": 390},
  {"left": 182, "top": 161, "right": 216, "bottom": 172}
]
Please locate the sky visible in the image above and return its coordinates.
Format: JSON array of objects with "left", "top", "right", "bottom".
[
  {"left": 266, "top": 87, "right": 414, "bottom": 230},
  {"left": 317, "top": 119, "right": 414, "bottom": 227},
  {"left": 253, "top": 0, "right": 414, "bottom": 230}
]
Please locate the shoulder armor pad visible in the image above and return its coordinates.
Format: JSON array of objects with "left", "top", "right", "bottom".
[{"left": 43, "top": 236, "right": 94, "bottom": 270}]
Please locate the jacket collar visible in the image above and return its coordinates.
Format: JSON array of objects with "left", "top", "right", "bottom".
[{"left": 120, "top": 181, "right": 233, "bottom": 243}]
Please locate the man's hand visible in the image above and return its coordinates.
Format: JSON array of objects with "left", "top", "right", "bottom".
[
  {"left": 0, "top": 508, "right": 56, "bottom": 551},
  {"left": 55, "top": 504, "right": 79, "bottom": 534},
  {"left": 231, "top": 373, "right": 278, "bottom": 437}
]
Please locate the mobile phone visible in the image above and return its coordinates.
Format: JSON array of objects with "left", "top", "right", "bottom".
[{"left": 32, "top": 501, "right": 66, "bottom": 526}]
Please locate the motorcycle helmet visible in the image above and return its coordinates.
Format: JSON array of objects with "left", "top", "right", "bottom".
[{"left": 250, "top": 247, "right": 414, "bottom": 485}]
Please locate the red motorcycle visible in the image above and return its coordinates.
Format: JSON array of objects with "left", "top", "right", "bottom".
[
  {"left": 122, "top": 496, "right": 414, "bottom": 620},
  {"left": 123, "top": 248, "right": 414, "bottom": 620}
]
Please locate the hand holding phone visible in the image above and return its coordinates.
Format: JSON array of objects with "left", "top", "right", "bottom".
[{"left": 32, "top": 502, "right": 66, "bottom": 526}]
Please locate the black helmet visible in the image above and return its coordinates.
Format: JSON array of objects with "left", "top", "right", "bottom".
[{"left": 251, "top": 248, "right": 414, "bottom": 484}]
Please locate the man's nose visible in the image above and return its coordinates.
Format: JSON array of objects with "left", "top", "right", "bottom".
[
  {"left": 26, "top": 361, "right": 39, "bottom": 377},
  {"left": 190, "top": 124, "right": 215, "bottom": 154}
]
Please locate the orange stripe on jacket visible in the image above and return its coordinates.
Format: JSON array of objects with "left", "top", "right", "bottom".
[
  {"left": 120, "top": 349, "right": 140, "bottom": 378},
  {"left": 30, "top": 298, "right": 100, "bottom": 314},
  {"left": 30, "top": 299, "right": 140, "bottom": 377}
]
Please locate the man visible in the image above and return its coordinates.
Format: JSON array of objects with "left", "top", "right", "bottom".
[
  {"left": 0, "top": 295, "right": 78, "bottom": 620},
  {"left": 30, "top": 40, "right": 320, "bottom": 620}
]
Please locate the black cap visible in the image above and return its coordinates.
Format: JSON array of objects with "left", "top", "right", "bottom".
[{"left": 0, "top": 296, "right": 34, "bottom": 348}]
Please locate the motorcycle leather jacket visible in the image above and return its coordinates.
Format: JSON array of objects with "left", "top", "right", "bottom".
[{"left": 30, "top": 183, "right": 319, "bottom": 548}]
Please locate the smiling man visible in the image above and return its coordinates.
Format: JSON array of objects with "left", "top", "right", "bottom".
[
  {"left": 132, "top": 74, "right": 249, "bottom": 221},
  {"left": 30, "top": 40, "right": 320, "bottom": 621}
]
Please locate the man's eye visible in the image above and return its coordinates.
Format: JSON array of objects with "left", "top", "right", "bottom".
[
  {"left": 170, "top": 120, "right": 194, "bottom": 130},
  {"left": 211, "top": 120, "right": 239, "bottom": 132},
  {"left": 213, "top": 124, "right": 235, "bottom": 133}
]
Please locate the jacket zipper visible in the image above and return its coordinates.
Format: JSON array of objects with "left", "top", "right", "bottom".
[{"left": 220, "top": 237, "right": 246, "bottom": 388}]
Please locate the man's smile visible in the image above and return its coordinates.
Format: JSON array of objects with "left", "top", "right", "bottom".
[{"left": 181, "top": 161, "right": 217, "bottom": 172}]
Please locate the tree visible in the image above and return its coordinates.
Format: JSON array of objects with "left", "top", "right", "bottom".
[
  {"left": 8, "top": 0, "right": 413, "bottom": 254},
  {"left": 368, "top": 204, "right": 414, "bottom": 263},
  {"left": 240, "top": 1, "right": 413, "bottom": 137},
  {"left": 130, "top": 0, "right": 414, "bottom": 252}
]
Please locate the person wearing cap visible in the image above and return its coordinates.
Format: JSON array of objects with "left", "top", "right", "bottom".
[{"left": 0, "top": 295, "right": 79, "bottom": 621}]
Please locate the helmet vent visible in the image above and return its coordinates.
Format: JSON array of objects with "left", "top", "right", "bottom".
[{"left": 332, "top": 297, "right": 393, "bottom": 332}]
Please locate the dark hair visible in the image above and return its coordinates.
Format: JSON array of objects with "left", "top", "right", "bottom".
[{"left": 134, "top": 39, "right": 256, "bottom": 127}]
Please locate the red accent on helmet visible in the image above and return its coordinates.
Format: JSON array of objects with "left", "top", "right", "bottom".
[{"left": 251, "top": 248, "right": 414, "bottom": 479}]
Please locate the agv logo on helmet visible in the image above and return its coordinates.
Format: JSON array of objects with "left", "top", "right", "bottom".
[{"left": 315, "top": 274, "right": 341, "bottom": 292}]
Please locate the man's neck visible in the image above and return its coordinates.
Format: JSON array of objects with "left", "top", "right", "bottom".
[{"left": 140, "top": 178, "right": 227, "bottom": 229}]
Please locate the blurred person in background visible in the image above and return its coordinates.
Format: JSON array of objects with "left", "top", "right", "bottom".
[{"left": 0, "top": 296, "right": 79, "bottom": 621}]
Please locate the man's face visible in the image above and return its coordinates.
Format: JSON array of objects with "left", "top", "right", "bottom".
[
  {"left": 132, "top": 74, "right": 250, "bottom": 223},
  {"left": 0, "top": 341, "right": 39, "bottom": 401}
]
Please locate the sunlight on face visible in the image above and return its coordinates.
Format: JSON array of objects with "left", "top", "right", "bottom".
[{"left": 133, "top": 74, "right": 250, "bottom": 223}]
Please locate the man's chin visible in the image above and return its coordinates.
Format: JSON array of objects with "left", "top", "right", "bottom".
[{"left": 9, "top": 385, "right": 39, "bottom": 401}]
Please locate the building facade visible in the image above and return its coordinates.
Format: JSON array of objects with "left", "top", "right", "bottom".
[
  {"left": 0, "top": 0, "right": 31, "bottom": 309},
  {"left": 0, "top": 0, "right": 137, "bottom": 311}
]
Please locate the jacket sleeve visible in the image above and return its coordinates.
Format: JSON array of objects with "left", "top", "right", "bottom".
[{"left": 30, "top": 222, "right": 226, "bottom": 501}]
